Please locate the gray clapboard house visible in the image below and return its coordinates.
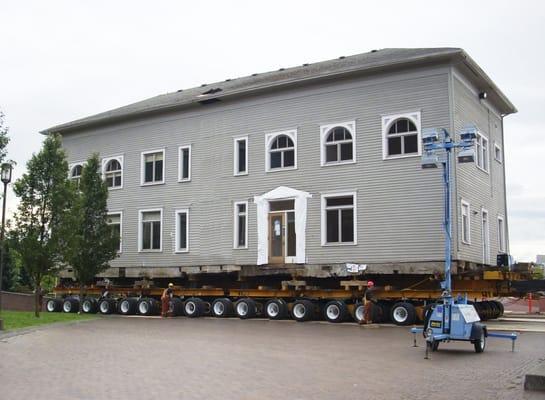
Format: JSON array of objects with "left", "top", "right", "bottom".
[{"left": 42, "top": 48, "right": 516, "bottom": 281}]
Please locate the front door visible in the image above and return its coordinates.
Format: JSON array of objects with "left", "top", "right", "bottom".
[{"left": 269, "top": 212, "right": 285, "bottom": 264}]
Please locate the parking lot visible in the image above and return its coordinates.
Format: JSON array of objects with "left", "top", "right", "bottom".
[{"left": 1, "top": 316, "right": 544, "bottom": 400}]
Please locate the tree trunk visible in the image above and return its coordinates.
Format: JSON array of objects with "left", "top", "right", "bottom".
[{"left": 35, "top": 285, "right": 41, "bottom": 317}]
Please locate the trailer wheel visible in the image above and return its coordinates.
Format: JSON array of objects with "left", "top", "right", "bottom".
[
  {"left": 184, "top": 298, "right": 204, "bottom": 318},
  {"left": 81, "top": 298, "right": 98, "bottom": 314},
  {"left": 264, "top": 299, "right": 287, "bottom": 320},
  {"left": 353, "top": 303, "right": 365, "bottom": 323},
  {"left": 170, "top": 297, "right": 184, "bottom": 316},
  {"left": 390, "top": 302, "right": 416, "bottom": 326},
  {"left": 474, "top": 330, "right": 486, "bottom": 353},
  {"left": 323, "top": 300, "right": 347, "bottom": 323},
  {"left": 211, "top": 298, "right": 234, "bottom": 318},
  {"left": 493, "top": 300, "right": 504, "bottom": 317},
  {"left": 46, "top": 299, "right": 62, "bottom": 312},
  {"left": 431, "top": 341, "right": 440, "bottom": 352},
  {"left": 118, "top": 297, "right": 138, "bottom": 315},
  {"left": 62, "top": 297, "right": 79, "bottom": 313},
  {"left": 291, "top": 299, "right": 315, "bottom": 322},
  {"left": 137, "top": 298, "right": 160, "bottom": 316},
  {"left": 235, "top": 298, "right": 257, "bottom": 319},
  {"left": 98, "top": 298, "right": 117, "bottom": 314}
]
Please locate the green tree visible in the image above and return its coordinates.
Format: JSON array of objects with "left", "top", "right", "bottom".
[
  {"left": 63, "top": 154, "right": 118, "bottom": 313},
  {"left": 11, "top": 134, "right": 73, "bottom": 317}
]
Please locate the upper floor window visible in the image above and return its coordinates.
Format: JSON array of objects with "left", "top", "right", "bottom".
[
  {"left": 103, "top": 157, "right": 123, "bottom": 189},
  {"left": 70, "top": 164, "right": 83, "bottom": 186},
  {"left": 139, "top": 209, "right": 162, "bottom": 251},
  {"left": 175, "top": 209, "right": 189, "bottom": 253},
  {"left": 320, "top": 121, "right": 356, "bottom": 166},
  {"left": 321, "top": 193, "right": 357, "bottom": 246},
  {"left": 475, "top": 133, "right": 489, "bottom": 172},
  {"left": 265, "top": 130, "right": 297, "bottom": 172},
  {"left": 234, "top": 136, "right": 248, "bottom": 176},
  {"left": 498, "top": 216, "right": 506, "bottom": 252},
  {"left": 107, "top": 212, "right": 122, "bottom": 253},
  {"left": 178, "top": 145, "right": 191, "bottom": 182},
  {"left": 141, "top": 149, "right": 165, "bottom": 185},
  {"left": 494, "top": 143, "right": 502, "bottom": 163},
  {"left": 382, "top": 112, "right": 421, "bottom": 159}
]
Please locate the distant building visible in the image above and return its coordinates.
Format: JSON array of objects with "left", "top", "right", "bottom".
[{"left": 537, "top": 255, "right": 545, "bottom": 265}]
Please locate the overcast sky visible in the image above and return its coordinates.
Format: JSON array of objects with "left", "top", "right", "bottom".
[{"left": 1, "top": 0, "right": 543, "bottom": 262}]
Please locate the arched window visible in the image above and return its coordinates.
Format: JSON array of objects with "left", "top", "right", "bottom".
[
  {"left": 386, "top": 118, "right": 419, "bottom": 157},
  {"left": 70, "top": 164, "right": 83, "bottom": 186},
  {"left": 269, "top": 134, "right": 295, "bottom": 170},
  {"left": 104, "top": 158, "right": 122, "bottom": 188},
  {"left": 324, "top": 126, "right": 353, "bottom": 163}
]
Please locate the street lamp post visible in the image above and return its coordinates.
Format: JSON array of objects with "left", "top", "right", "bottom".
[{"left": 0, "top": 162, "right": 13, "bottom": 331}]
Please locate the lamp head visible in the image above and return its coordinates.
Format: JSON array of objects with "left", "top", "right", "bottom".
[
  {"left": 460, "top": 125, "right": 477, "bottom": 143},
  {"left": 1, "top": 163, "right": 12, "bottom": 184},
  {"left": 421, "top": 128, "right": 439, "bottom": 146},
  {"left": 457, "top": 148, "right": 475, "bottom": 163},
  {"left": 421, "top": 152, "right": 439, "bottom": 169}
]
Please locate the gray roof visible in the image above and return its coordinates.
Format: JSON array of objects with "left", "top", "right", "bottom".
[{"left": 42, "top": 48, "right": 516, "bottom": 134}]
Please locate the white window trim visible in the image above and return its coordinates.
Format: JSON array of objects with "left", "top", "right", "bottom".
[
  {"left": 265, "top": 129, "right": 298, "bottom": 172},
  {"left": 460, "top": 199, "right": 471, "bottom": 245},
  {"left": 481, "top": 208, "right": 490, "bottom": 265},
  {"left": 174, "top": 208, "right": 189, "bottom": 253},
  {"left": 320, "top": 191, "right": 357, "bottom": 246},
  {"left": 140, "top": 149, "right": 166, "bottom": 186},
  {"left": 138, "top": 208, "right": 163, "bottom": 252},
  {"left": 381, "top": 111, "right": 422, "bottom": 160},
  {"left": 233, "top": 201, "right": 248, "bottom": 249},
  {"left": 320, "top": 121, "right": 356, "bottom": 167},
  {"left": 178, "top": 145, "right": 192, "bottom": 183},
  {"left": 68, "top": 161, "right": 85, "bottom": 180},
  {"left": 498, "top": 215, "right": 506, "bottom": 252},
  {"left": 102, "top": 155, "right": 124, "bottom": 190},
  {"left": 233, "top": 136, "right": 249, "bottom": 176},
  {"left": 475, "top": 132, "right": 490, "bottom": 173},
  {"left": 107, "top": 211, "right": 123, "bottom": 254},
  {"left": 494, "top": 142, "right": 503, "bottom": 163}
]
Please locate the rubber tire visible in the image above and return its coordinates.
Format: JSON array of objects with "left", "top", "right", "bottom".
[
  {"left": 493, "top": 300, "right": 504, "bottom": 317},
  {"left": 378, "top": 302, "right": 392, "bottom": 323},
  {"left": 62, "top": 298, "right": 79, "bottom": 313},
  {"left": 431, "top": 341, "right": 440, "bottom": 352},
  {"left": 264, "top": 299, "right": 288, "bottom": 320},
  {"left": 323, "top": 300, "right": 347, "bottom": 323},
  {"left": 390, "top": 302, "right": 416, "bottom": 326},
  {"left": 170, "top": 297, "right": 184, "bottom": 316},
  {"left": 46, "top": 299, "right": 62, "bottom": 312},
  {"left": 184, "top": 298, "right": 205, "bottom": 318},
  {"left": 473, "top": 302, "right": 485, "bottom": 320},
  {"left": 81, "top": 297, "right": 98, "bottom": 314},
  {"left": 98, "top": 298, "right": 117, "bottom": 314},
  {"left": 487, "top": 301, "right": 500, "bottom": 319},
  {"left": 291, "top": 299, "right": 315, "bottom": 322},
  {"left": 211, "top": 298, "right": 234, "bottom": 317},
  {"left": 235, "top": 298, "right": 257, "bottom": 319},
  {"left": 353, "top": 302, "right": 365, "bottom": 323},
  {"left": 474, "top": 330, "right": 486, "bottom": 353},
  {"left": 480, "top": 301, "right": 492, "bottom": 321},
  {"left": 117, "top": 297, "right": 138, "bottom": 315},
  {"left": 137, "top": 298, "right": 160, "bottom": 316}
]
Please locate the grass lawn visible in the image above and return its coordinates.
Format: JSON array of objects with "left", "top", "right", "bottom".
[{"left": 1, "top": 310, "right": 97, "bottom": 332}]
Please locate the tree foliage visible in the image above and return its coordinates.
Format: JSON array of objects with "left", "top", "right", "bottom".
[
  {"left": 63, "top": 154, "right": 118, "bottom": 312},
  {"left": 11, "top": 134, "right": 73, "bottom": 316}
]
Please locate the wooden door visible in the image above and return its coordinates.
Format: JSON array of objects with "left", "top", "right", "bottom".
[{"left": 268, "top": 212, "right": 285, "bottom": 264}]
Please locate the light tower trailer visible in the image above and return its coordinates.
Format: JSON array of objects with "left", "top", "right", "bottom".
[{"left": 410, "top": 125, "right": 517, "bottom": 357}]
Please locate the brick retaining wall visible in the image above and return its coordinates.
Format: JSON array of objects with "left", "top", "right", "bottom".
[{"left": 1, "top": 291, "right": 50, "bottom": 312}]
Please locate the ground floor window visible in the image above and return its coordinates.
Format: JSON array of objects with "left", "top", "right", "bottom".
[
  {"left": 107, "top": 212, "right": 122, "bottom": 252},
  {"left": 321, "top": 193, "right": 356, "bottom": 245},
  {"left": 461, "top": 200, "right": 471, "bottom": 244},
  {"left": 139, "top": 209, "right": 162, "bottom": 251},
  {"left": 498, "top": 216, "right": 505, "bottom": 252},
  {"left": 234, "top": 201, "right": 248, "bottom": 249},
  {"left": 175, "top": 209, "right": 189, "bottom": 252}
]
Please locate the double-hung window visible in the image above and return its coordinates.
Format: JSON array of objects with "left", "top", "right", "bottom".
[
  {"left": 139, "top": 209, "right": 162, "bottom": 251},
  {"left": 141, "top": 149, "right": 165, "bottom": 185},
  {"left": 461, "top": 200, "right": 471, "bottom": 244},
  {"left": 233, "top": 201, "right": 248, "bottom": 249},
  {"left": 498, "top": 216, "right": 506, "bottom": 252},
  {"left": 107, "top": 212, "right": 122, "bottom": 253},
  {"left": 70, "top": 164, "right": 83, "bottom": 187},
  {"left": 234, "top": 136, "right": 248, "bottom": 176},
  {"left": 320, "top": 121, "right": 356, "bottom": 166},
  {"left": 475, "top": 133, "right": 489, "bottom": 172},
  {"left": 103, "top": 156, "right": 123, "bottom": 189},
  {"left": 178, "top": 145, "right": 191, "bottom": 182},
  {"left": 321, "top": 193, "right": 357, "bottom": 245},
  {"left": 175, "top": 209, "right": 189, "bottom": 252},
  {"left": 382, "top": 112, "right": 421, "bottom": 159}
]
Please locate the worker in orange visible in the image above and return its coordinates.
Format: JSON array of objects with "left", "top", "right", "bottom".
[
  {"left": 360, "top": 280, "right": 377, "bottom": 324},
  {"left": 161, "top": 283, "right": 174, "bottom": 318}
]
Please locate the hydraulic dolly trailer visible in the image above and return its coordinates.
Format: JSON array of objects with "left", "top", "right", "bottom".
[{"left": 46, "top": 271, "right": 533, "bottom": 325}]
